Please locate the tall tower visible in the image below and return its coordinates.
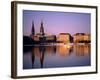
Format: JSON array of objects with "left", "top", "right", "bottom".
[
  {"left": 31, "top": 20, "right": 35, "bottom": 35},
  {"left": 40, "top": 21, "right": 45, "bottom": 36}
]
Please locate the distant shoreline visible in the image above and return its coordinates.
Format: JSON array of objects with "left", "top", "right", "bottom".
[{"left": 23, "top": 43, "right": 90, "bottom": 47}]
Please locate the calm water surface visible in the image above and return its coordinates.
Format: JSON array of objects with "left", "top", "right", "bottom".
[{"left": 23, "top": 44, "right": 91, "bottom": 69}]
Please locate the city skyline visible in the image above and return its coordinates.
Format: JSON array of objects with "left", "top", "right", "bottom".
[
  {"left": 23, "top": 10, "right": 91, "bottom": 69},
  {"left": 23, "top": 10, "right": 91, "bottom": 36}
]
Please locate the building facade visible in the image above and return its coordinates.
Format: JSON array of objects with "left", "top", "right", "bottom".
[
  {"left": 84, "top": 34, "right": 91, "bottom": 42},
  {"left": 73, "top": 33, "right": 90, "bottom": 43},
  {"left": 57, "top": 33, "right": 70, "bottom": 44}
]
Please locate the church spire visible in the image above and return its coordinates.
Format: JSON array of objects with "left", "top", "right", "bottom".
[
  {"left": 40, "top": 21, "right": 44, "bottom": 36},
  {"left": 31, "top": 20, "right": 35, "bottom": 35}
]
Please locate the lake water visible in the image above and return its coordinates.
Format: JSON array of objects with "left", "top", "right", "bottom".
[{"left": 23, "top": 44, "right": 91, "bottom": 69}]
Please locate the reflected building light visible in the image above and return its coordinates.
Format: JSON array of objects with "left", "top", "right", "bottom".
[
  {"left": 32, "top": 47, "right": 40, "bottom": 57},
  {"left": 84, "top": 45, "right": 91, "bottom": 55},
  {"left": 73, "top": 44, "right": 90, "bottom": 56},
  {"left": 57, "top": 45, "right": 72, "bottom": 56},
  {"left": 44, "top": 46, "right": 57, "bottom": 55}
]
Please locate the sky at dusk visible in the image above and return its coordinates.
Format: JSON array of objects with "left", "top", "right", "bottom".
[{"left": 23, "top": 10, "right": 91, "bottom": 36}]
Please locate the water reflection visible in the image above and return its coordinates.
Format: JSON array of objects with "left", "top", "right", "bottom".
[
  {"left": 57, "top": 45, "right": 73, "bottom": 56},
  {"left": 23, "top": 44, "right": 91, "bottom": 69},
  {"left": 73, "top": 44, "right": 90, "bottom": 56}
]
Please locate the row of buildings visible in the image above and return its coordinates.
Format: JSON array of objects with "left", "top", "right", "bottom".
[
  {"left": 30, "top": 21, "right": 90, "bottom": 44},
  {"left": 56, "top": 33, "right": 90, "bottom": 43}
]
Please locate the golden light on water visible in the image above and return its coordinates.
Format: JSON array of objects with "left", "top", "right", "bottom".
[
  {"left": 67, "top": 45, "right": 71, "bottom": 49},
  {"left": 32, "top": 44, "right": 90, "bottom": 57},
  {"left": 63, "top": 44, "right": 71, "bottom": 49}
]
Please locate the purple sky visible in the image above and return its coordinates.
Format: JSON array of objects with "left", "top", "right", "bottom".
[{"left": 23, "top": 10, "right": 91, "bottom": 36}]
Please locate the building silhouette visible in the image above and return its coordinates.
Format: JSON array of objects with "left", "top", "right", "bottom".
[
  {"left": 30, "top": 20, "right": 56, "bottom": 44},
  {"left": 40, "top": 21, "right": 45, "bottom": 36},
  {"left": 30, "top": 20, "right": 91, "bottom": 44},
  {"left": 31, "top": 20, "right": 35, "bottom": 35}
]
